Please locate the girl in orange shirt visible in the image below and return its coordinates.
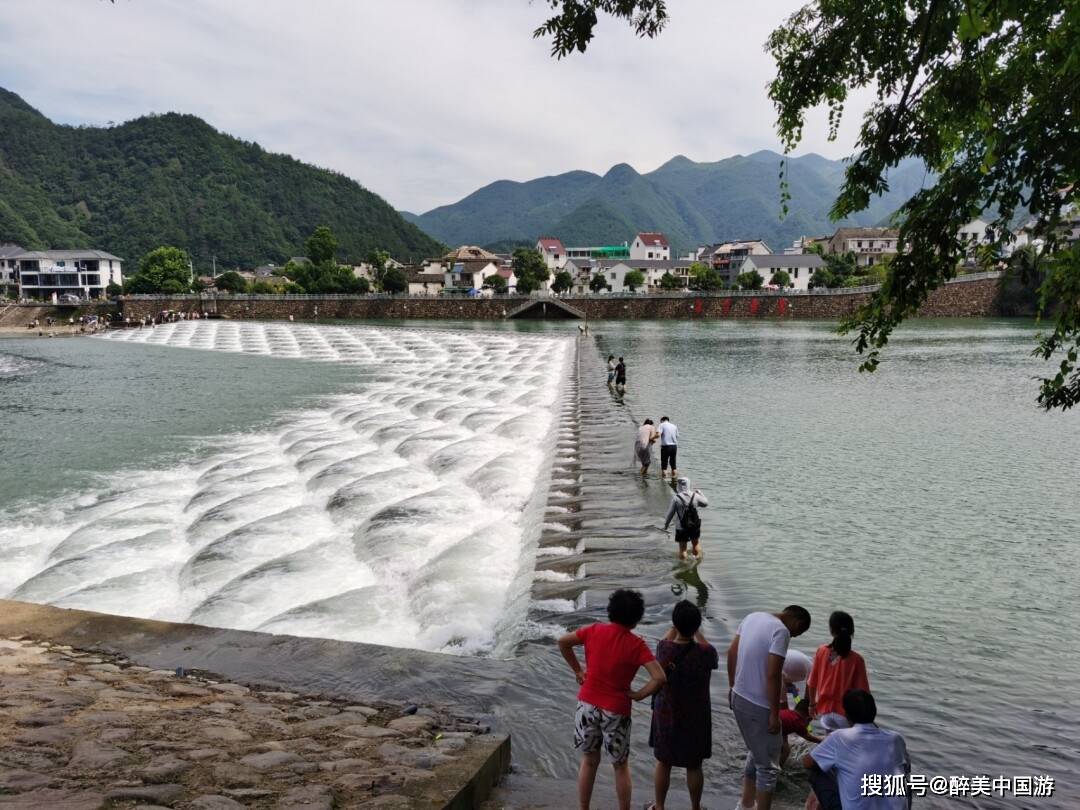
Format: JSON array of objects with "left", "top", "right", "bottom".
[{"left": 805, "top": 611, "right": 869, "bottom": 733}]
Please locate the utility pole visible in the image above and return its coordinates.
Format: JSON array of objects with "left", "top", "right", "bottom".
[{"left": 212, "top": 255, "right": 217, "bottom": 278}]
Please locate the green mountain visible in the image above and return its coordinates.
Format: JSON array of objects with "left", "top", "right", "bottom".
[
  {"left": 0, "top": 88, "right": 444, "bottom": 269},
  {"left": 408, "top": 150, "right": 930, "bottom": 253}
]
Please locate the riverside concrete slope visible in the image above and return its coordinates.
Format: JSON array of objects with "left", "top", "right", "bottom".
[{"left": 0, "top": 600, "right": 510, "bottom": 809}]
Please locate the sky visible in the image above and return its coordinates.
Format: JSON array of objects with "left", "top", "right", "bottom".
[{"left": 0, "top": 0, "right": 872, "bottom": 214}]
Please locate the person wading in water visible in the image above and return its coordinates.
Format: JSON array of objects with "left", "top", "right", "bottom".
[{"left": 663, "top": 477, "right": 708, "bottom": 560}]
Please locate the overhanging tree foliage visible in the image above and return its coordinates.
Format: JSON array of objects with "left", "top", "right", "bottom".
[{"left": 533, "top": 1, "right": 1080, "bottom": 410}]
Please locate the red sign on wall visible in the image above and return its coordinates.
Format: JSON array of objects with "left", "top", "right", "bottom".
[
  {"left": 749, "top": 298, "right": 760, "bottom": 316},
  {"left": 778, "top": 298, "right": 788, "bottom": 316},
  {"left": 693, "top": 298, "right": 704, "bottom": 315},
  {"left": 722, "top": 298, "right": 732, "bottom": 316}
]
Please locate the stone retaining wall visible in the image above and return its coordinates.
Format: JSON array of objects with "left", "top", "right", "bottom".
[{"left": 119, "top": 276, "right": 1001, "bottom": 322}]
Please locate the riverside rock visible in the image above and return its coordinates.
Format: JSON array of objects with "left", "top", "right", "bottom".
[{"left": 0, "top": 632, "right": 503, "bottom": 809}]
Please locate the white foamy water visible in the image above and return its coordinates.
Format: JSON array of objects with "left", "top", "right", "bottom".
[
  {"left": 0, "top": 321, "right": 571, "bottom": 655},
  {"left": 0, "top": 353, "right": 43, "bottom": 378}
]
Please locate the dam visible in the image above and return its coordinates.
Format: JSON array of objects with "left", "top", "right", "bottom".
[{"left": 0, "top": 321, "right": 571, "bottom": 656}]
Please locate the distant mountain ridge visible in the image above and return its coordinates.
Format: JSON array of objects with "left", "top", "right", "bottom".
[
  {"left": 407, "top": 151, "right": 930, "bottom": 253},
  {"left": 0, "top": 87, "right": 444, "bottom": 269}
]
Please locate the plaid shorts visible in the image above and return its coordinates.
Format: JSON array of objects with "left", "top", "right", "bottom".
[{"left": 574, "top": 701, "right": 632, "bottom": 764}]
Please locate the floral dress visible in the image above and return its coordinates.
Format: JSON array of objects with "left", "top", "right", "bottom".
[{"left": 648, "top": 639, "right": 719, "bottom": 767}]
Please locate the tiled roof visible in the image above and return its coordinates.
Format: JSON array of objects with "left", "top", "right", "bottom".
[
  {"left": 444, "top": 245, "right": 501, "bottom": 261},
  {"left": 10, "top": 249, "right": 123, "bottom": 261},
  {"left": 830, "top": 227, "right": 899, "bottom": 241},
  {"left": 635, "top": 232, "right": 669, "bottom": 247},
  {"left": 537, "top": 237, "right": 564, "bottom": 252}
]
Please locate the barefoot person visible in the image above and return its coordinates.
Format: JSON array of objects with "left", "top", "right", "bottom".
[
  {"left": 634, "top": 419, "right": 658, "bottom": 476},
  {"left": 806, "top": 611, "right": 870, "bottom": 733},
  {"left": 647, "top": 601, "right": 718, "bottom": 810},
  {"left": 558, "top": 589, "right": 667, "bottom": 810},
  {"left": 607, "top": 354, "right": 617, "bottom": 387},
  {"left": 615, "top": 356, "right": 627, "bottom": 392},
  {"left": 727, "top": 605, "right": 812, "bottom": 810},
  {"left": 663, "top": 477, "right": 707, "bottom": 560},
  {"left": 658, "top": 416, "right": 679, "bottom": 480}
]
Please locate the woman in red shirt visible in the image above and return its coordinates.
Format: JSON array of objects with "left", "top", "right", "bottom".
[
  {"left": 805, "top": 611, "right": 869, "bottom": 733},
  {"left": 558, "top": 589, "right": 667, "bottom": 810}
]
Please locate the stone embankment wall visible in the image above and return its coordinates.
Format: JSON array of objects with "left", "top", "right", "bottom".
[{"left": 120, "top": 275, "right": 1002, "bottom": 322}]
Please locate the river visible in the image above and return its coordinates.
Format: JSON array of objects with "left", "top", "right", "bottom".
[{"left": 1, "top": 318, "right": 1076, "bottom": 808}]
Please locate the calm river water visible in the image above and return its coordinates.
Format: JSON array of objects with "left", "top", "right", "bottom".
[
  {"left": 1, "top": 318, "right": 1076, "bottom": 808},
  {"left": 585, "top": 318, "right": 1079, "bottom": 808}
]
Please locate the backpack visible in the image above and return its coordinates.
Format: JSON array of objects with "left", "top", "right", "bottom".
[{"left": 681, "top": 492, "right": 701, "bottom": 533}]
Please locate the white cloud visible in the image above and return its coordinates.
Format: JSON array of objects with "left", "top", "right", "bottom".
[{"left": 0, "top": 0, "right": 871, "bottom": 212}]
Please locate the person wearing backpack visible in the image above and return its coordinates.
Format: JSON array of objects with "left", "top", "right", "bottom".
[
  {"left": 646, "top": 601, "right": 718, "bottom": 810},
  {"left": 663, "top": 477, "right": 708, "bottom": 560}
]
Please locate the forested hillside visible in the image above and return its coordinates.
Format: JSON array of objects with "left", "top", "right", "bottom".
[
  {"left": 0, "top": 88, "right": 443, "bottom": 268},
  {"left": 409, "top": 151, "right": 931, "bottom": 252}
]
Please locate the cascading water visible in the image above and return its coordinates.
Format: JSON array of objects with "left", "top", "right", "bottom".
[{"left": 0, "top": 321, "right": 571, "bottom": 655}]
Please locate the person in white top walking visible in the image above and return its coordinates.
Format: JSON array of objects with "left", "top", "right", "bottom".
[
  {"left": 726, "top": 606, "right": 813, "bottom": 810},
  {"left": 658, "top": 416, "right": 679, "bottom": 481},
  {"left": 802, "top": 690, "right": 911, "bottom": 810}
]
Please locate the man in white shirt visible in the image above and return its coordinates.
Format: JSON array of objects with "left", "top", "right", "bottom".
[
  {"left": 727, "top": 606, "right": 813, "bottom": 810},
  {"left": 658, "top": 416, "right": 678, "bottom": 480},
  {"left": 802, "top": 690, "right": 911, "bottom": 810}
]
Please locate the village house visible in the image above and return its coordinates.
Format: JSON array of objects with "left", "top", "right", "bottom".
[
  {"left": 736, "top": 254, "right": 826, "bottom": 290},
  {"left": 406, "top": 269, "right": 445, "bottom": 295},
  {"left": 783, "top": 236, "right": 829, "bottom": 255},
  {"left": 536, "top": 237, "right": 566, "bottom": 271},
  {"left": 440, "top": 246, "right": 501, "bottom": 292},
  {"left": 629, "top": 232, "right": 671, "bottom": 260},
  {"left": 826, "top": 227, "right": 899, "bottom": 267},
  {"left": 563, "top": 257, "right": 695, "bottom": 293},
  {"left": 3, "top": 247, "right": 124, "bottom": 301},
  {"left": 352, "top": 256, "right": 405, "bottom": 281},
  {"left": 709, "top": 240, "right": 772, "bottom": 273}
]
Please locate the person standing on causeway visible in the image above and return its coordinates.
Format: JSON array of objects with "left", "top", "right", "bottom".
[
  {"left": 558, "top": 589, "right": 667, "bottom": 810},
  {"left": 727, "top": 605, "right": 813, "bottom": 810},
  {"left": 658, "top": 416, "right": 679, "bottom": 481}
]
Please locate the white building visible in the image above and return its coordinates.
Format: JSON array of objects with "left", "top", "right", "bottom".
[
  {"left": 563, "top": 258, "right": 695, "bottom": 293},
  {"left": 444, "top": 259, "right": 499, "bottom": 291},
  {"left": 955, "top": 217, "right": 992, "bottom": 265},
  {"left": 7, "top": 248, "right": 123, "bottom": 300},
  {"left": 406, "top": 271, "right": 445, "bottom": 295},
  {"left": 783, "top": 236, "right": 827, "bottom": 255},
  {"left": 629, "top": 232, "right": 671, "bottom": 261},
  {"left": 826, "top": 228, "right": 899, "bottom": 267},
  {"left": 0, "top": 244, "right": 22, "bottom": 297},
  {"left": 709, "top": 240, "right": 772, "bottom": 274},
  {"left": 536, "top": 237, "right": 567, "bottom": 270},
  {"left": 737, "top": 254, "right": 825, "bottom": 290}
]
